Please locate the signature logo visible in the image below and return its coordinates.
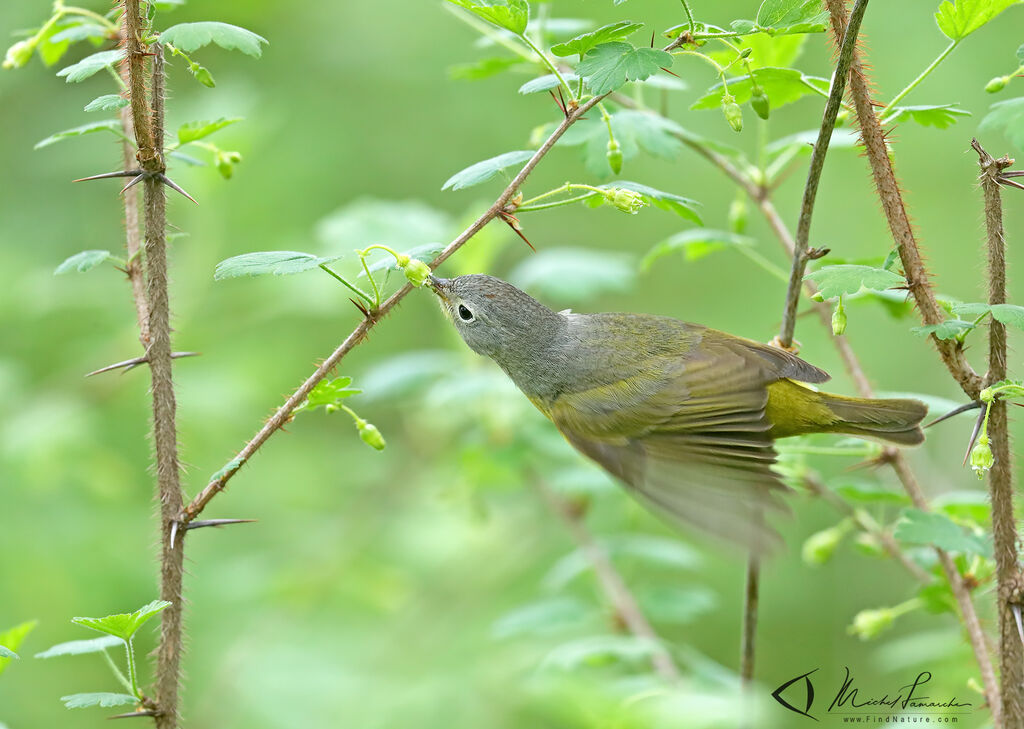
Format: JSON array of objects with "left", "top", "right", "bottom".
[{"left": 771, "top": 667, "right": 971, "bottom": 722}]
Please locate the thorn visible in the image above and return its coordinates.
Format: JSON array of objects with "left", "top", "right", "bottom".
[
  {"left": 962, "top": 409, "right": 987, "bottom": 467},
  {"left": 120, "top": 174, "right": 147, "bottom": 195},
  {"left": 1013, "top": 604, "right": 1024, "bottom": 647},
  {"left": 349, "top": 297, "right": 370, "bottom": 318},
  {"left": 108, "top": 710, "right": 158, "bottom": 720},
  {"left": 86, "top": 351, "right": 201, "bottom": 377},
  {"left": 74, "top": 169, "right": 142, "bottom": 183},
  {"left": 650, "top": 30, "right": 655, "bottom": 48},
  {"left": 159, "top": 174, "right": 199, "bottom": 205},
  {"left": 1001, "top": 170, "right": 1024, "bottom": 178},
  {"left": 996, "top": 176, "right": 1024, "bottom": 192},
  {"left": 660, "top": 66, "right": 682, "bottom": 78},
  {"left": 185, "top": 518, "right": 257, "bottom": 531},
  {"left": 548, "top": 89, "right": 567, "bottom": 117},
  {"left": 498, "top": 211, "right": 536, "bottom": 252},
  {"left": 169, "top": 520, "right": 179, "bottom": 550},
  {"left": 924, "top": 400, "right": 983, "bottom": 428}
]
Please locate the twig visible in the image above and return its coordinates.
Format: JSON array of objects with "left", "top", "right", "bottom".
[
  {"left": 740, "top": 553, "right": 759, "bottom": 686},
  {"left": 532, "top": 476, "right": 680, "bottom": 682},
  {"left": 974, "top": 138, "right": 1023, "bottom": 725},
  {"left": 778, "top": 0, "right": 870, "bottom": 349}
]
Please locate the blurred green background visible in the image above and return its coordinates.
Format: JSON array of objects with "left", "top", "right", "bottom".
[{"left": 1, "top": 0, "right": 1022, "bottom": 727}]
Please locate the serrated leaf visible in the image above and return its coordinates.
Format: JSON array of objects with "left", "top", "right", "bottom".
[
  {"left": 508, "top": 247, "right": 634, "bottom": 303},
  {"left": 597, "top": 181, "right": 702, "bottom": 223},
  {"left": 886, "top": 104, "right": 971, "bottom": 129},
  {"left": 56, "top": 49, "right": 125, "bottom": 83},
  {"left": 36, "top": 20, "right": 72, "bottom": 66},
  {"left": 61, "top": 693, "right": 138, "bottom": 709},
  {"left": 160, "top": 22, "right": 267, "bottom": 57},
  {"left": 0, "top": 621, "right": 37, "bottom": 676},
  {"left": 894, "top": 509, "right": 992, "bottom": 557},
  {"left": 992, "top": 303, "right": 1024, "bottom": 329},
  {"left": 550, "top": 21, "right": 644, "bottom": 58},
  {"left": 642, "top": 229, "right": 753, "bottom": 269},
  {"left": 556, "top": 110, "right": 688, "bottom": 176},
  {"left": 910, "top": 320, "right": 975, "bottom": 339},
  {"left": 935, "top": 0, "right": 1020, "bottom": 41},
  {"left": 177, "top": 117, "right": 242, "bottom": 145},
  {"left": 979, "top": 97, "right": 1024, "bottom": 151},
  {"left": 71, "top": 600, "right": 171, "bottom": 642},
  {"left": 35, "top": 635, "right": 122, "bottom": 659},
  {"left": 84, "top": 94, "right": 128, "bottom": 112},
  {"left": 299, "top": 377, "right": 362, "bottom": 412},
  {"left": 692, "top": 67, "right": 828, "bottom": 110},
  {"left": 934, "top": 491, "right": 991, "bottom": 524},
  {"left": 755, "top": 0, "right": 829, "bottom": 35},
  {"left": 576, "top": 42, "right": 672, "bottom": 95},
  {"left": 518, "top": 72, "right": 579, "bottom": 94},
  {"left": 55, "top": 250, "right": 115, "bottom": 274},
  {"left": 446, "top": 0, "right": 529, "bottom": 35},
  {"left": 541, "top": 635, "right": 662, "bottom": 671},
  {"left": 442, "top": 149, "right": 534, "bottom": 190},
  {"left": 448, "top": 56, "right": 522, "bottom": 80},
  {"left": 35, "top": 120, "right": 123, "bottom": 150},
  {"left": 834, "top": 480, "right": 910, "bottom": 504},
  {"left": 214, "top": 251, "right": 342, "bottom": 279},
  {"left": 804, "top": 264, "right": 904, "bottom": 300},
  {"left": 50, "top": 23, "right": 109, "bottom": 44}
]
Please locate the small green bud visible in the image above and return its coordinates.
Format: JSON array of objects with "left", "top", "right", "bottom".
[
  {"left": 739, "top": 48, "right": 752, "bottom": 59},
  {"left": 606, "top": 138, "right": 623, "bottom": 175},
  {"left": 985, "top": 76, "right": 1008, "bottom": 93},
  {"left": 394, "top": 253, "right": 411, "bottom": 267},
  {"left": 750, "top": 87, "right": 770, "bottom": 120},
  {"left": 3, "top": 39, "right": 35, "bottom": 70},
  {"left": 831, "top": 297, "right": 847, "bottom": 336},
  {"left": 189, "top": 62, "right": 216, "bottom": 88},
  {"left": 970, "top": 434, "right": 994, "bottom": 479},
  {"left": 402, "top": 258, "right": 431, "bottom": 287},
  {"left": 979, "top": 386, "right": 995, "bottom": 403},
  {"left": 604, "top": 188, "right": 646, "bottom": 215},
  {"left": 357, "top": 420, "right": 386, "bottom": 451},
  {"left": 853, "top": 532, "right": 885, "bottom": 558},
  {"left": 847, "top": 607, "right": 894, "bottom": 640},
  {"left": 802, "top": 524, "right": 846, "bottom": 565},
  {"left": 728, "top": 196, "right": 748, "bottom": 234},
  {"left": 214, "top": 150, "right": 242, "bottom": 179},
  {"left": 721, "top": 94, "right": 743, "bottom": 132}
]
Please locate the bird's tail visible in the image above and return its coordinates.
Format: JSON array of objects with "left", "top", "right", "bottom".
[{"left": 818, "top": 391, "right": 928, "bottom": 446}]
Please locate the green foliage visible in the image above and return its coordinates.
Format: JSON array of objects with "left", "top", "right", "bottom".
[
  {"left": 71, "top": 600, "right": 171, "bottom": 642},
  {"left": 446, "top": 0, "right": 529, "bottom": 35},
  {"left": 35, "top": 636, "right": 122, "bottom": 659},
  {"left": 442, "top": 150, "right": 534, "bottom": 191},
  {"left": 934, "top": 0, "right": 1021, "bottom": 41},
  {"left": 834, "top": 480, "right": 911, "bottom": 505},
  {"left": 214, "top": 251, "right": 341, "bottom": 279},
  {"left": 952, "top": 302, "right": 1024, "bottom": 329},
  {"left": 449, "top": 56, "right": 522, "bottom": 81},
  {"left": 518, "top": 73, "right": 580, "bottom": 94},
  {"left": 54, "top": 250, "right": 117, "bottom": 274},
  {"left": 550, "top": 21, "right": 644, "bottom": 58},
  {"left": 177, "top": 117, "right": 242, "bottom": 145},
  {"left": 508, "top": 247, "right": 634, "bottom": 303},
  {"left": 692, "top": 68, "right": 828, "bottom": 111},
  {"left": 555, "top": 109, "right": 688, "bottom": 176},
  {"left": 894, "top": 509, "right": 992, "bottom": 557},
  {"left": 34, "top": 120, "right": 125, "bottom": 149},
  {"left": 56, "top": 49, "right": 125, "bottom": 83},
  {"left": 160, "top": 22, "right": 268, "bottom": 57},
  {"left": 298, "top": 377, "right": 362, "bottom": 413},
  {"left": 576, "top": 42, "right": 672, "bottom": 94},
  {"left": 885, "top": 104, "right": 971, "bottom": 129},
  {"left": 83, "top": 94, "right": 128, "bottom": 112},
  {"left": 492, "top": 597, "right": 590, "bottom": 638},
  {"left": 0, "top": 645, "right": 17, "bottom": 660},
  {"left": 979, "top": 97, "right": 1024, "bottom": 150},
  {"left": 755, "top": 0, "right": 830, "bottom": 35},
  {"left": 61, "top": 693, "right": 137, "bottom": 709},
  {"left": 641, "top": 229, "right": 753, "bottom": 269},
  {"left": 910, "top": 320, "right": 975, "bottom": 339},
  {"left": 804, "top": 264, "right": 904, "bottom": 300},
  {"left": 0, "top": 621, "right": 36, "bottom": 676},
  {"left": 541, "top": 635, "right": 661, "bottom": 671},
  {"left": 591, "top": 181, "right": 701, "bottom": 223}
]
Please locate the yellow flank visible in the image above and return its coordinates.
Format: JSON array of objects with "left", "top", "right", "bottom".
[{"left": 765, "top": 379, "right": 838, "bottom": 438}]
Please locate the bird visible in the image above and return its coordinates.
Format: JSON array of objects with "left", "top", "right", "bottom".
[{"left": 426, "top": 273, "right": 927, "bottom": 551}]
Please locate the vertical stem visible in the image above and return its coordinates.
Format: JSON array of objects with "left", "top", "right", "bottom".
[
  {"left": 974, "top": 139, "right": 1023, "bottom": 729},
  {"left": 740, "top": 554, "right": 759, "bottom": 684}
]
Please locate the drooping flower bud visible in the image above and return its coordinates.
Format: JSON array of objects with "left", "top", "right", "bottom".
[
  {"left": 802, "top": 523, "right": 847, "bottom": 565},
  {"left": 189, "top": 62, "right": 216, "bottom": 88},
  {"left": 3, "top": 40, "right": 35, "bottom": 70},
  {"left": 604, "top": 188, "right": 646, "bottom": 214},
  {"left": 721, "top": 94, "right": 743, "bottom": 132},
  {"left": 970, "top": 434, "right": 994, "bottom": 479},
  {"left": 402, "top": 258, "right": 431, "bottom": 287},
  {"left": 832, "top": 297, "right": 847, "bottom": 336},
  {"left": 985, "top": 76, "right": 1008, "bottom": 93},
  {"left": 848, "top": 607, "right": 894, "bottom": 640},
  {"left": 750, "top": 87, "right": 770, "bottom": 120},
  {"left": 606, "top": 138, "right": 623, "bottom": 175},
  {"left": 355, "top": 418, "right": 386, "bottom": 451}
]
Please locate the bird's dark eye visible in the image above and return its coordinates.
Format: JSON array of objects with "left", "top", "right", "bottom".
[{"left": 458, "top": 304, "right": 474, "bottom": 321}]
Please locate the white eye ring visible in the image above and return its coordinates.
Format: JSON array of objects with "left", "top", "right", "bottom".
[{"left": 458, "top": 304, "right": 474, "bottom": 321}]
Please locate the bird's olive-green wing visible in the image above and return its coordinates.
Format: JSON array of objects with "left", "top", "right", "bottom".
[{"left": 549, "top": 329, "right": 824, "bottom": 552}]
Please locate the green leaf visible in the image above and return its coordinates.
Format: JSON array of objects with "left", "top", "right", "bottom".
[
  {"left": 979, "top": 96, "right": 1024, "bottom": 151},
  {"left": 492, "top": 597, "right": 590, "bottom": 638},
  {"left": 357, "top": 242, "right": 444, "bottom": 278},
  {"left": 442, "top": 150, "right": 534, "bottom": 190},
  {"left": 176, "top": 117, "right": 242, "bottom": 145},
  {"left": 56, "top": 49, "right": 125, "bottom": 82},
  {"left": 71, "top": 600, "right": 171, "bottom": 642},
  {"left": 576, "top": 42, "right": 672, "bottom": 94},
  {"left": 886, "top": 104, "right": 971, "bottom": 129},
  {"left": 316, "top": 198, "right": 454, "bottom": 252},
  {"left": 448, "top": 56, "right": 522, "bottom": 81},
  {"left": 692, "top": 67, "right": 828, "bottom": 110},
  {"left": 642, "top": 229, "right": 753, "bottom": 269},
  {"left": 732, "top": 32, "right": 808, "bottom": 69},
  {"left": 36, "top": 20, "right": 72, "bottom": 66},
  {"left": 755, "top": 0, "right": 829, "bottom": 35},
  {"left": 209, "top": 457, "right": 243, "bottom": 483},
  {"left": 636, "top": 584, "right": 718, "bottom": 625},
  {"left": 935, "top": 0, "right": 1021, "bottom": 41},
  {"left": 55, "top": 250, "right": 115, "bottom": 274},
  {"left": 50, "top": 23, "right": 109, "bottom": 44},
  {"left": 550, "top": 21, "right": 644, "bottom": 58},
  {"left": 299, "top": 377, "right": 362, "bottom": 413},
  {"left": 61, "top": 693, "right": 138, "bottom": 709},
  {"left": 910, "top": 320, "right": 975, "bottom": 339},
  {"left": 508, "top": 247, "right": 634, "bottom": 303},
  {"left": 35, "top": 120, "right": 124, "bottom": 149},
  {"left": 214, "top": 251, "right": 342, "bottom": 279},
  {"left": 0, "top": 645, "right": 17, "bottom": 660},
  {"left": 518, "top": 72, "right": 579, "bottom": 94},
  {"left": 446, "top": 0, "right": 529, "bottom": 35},
  {"left": 35, "top": 635, "right": 122, "bottom": 659},
  {"left": 917, "top": 581, "right": 958, "bottom": 615},
  {"left": 84, "top": 94, "right": 128, "bottom": 113},
  {"left": 834, "top": 480, "right": 910, "bottom": 505},
  {"left": 0, "top": 621, "right": 37, "bottom": 676},
  {"left": 934, "top": 490, "right": 991, "bottom": 524},
  {"left": 894, "top": 508, "right": 992, "bottom": 557},
  {"left": 804, "top": 264, "right": 904, "bottom": 300},
  {"left": 160, "top": 22, "right": 268, "bottom": 57},
  {"left": 556, "top": 110, "right": 688, "bottom": 176},
  {"left": 541, "top": 635, "right": 662, "bottom": 671},
  {"left": 595, "top": 180, "right": 702, "bottom": 223},
  {"left": 992, "top": 303, "right": 1024, "bottom": 329}
]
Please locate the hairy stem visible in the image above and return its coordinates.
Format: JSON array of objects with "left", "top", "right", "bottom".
[
  {"left": 974, "top": 138, "right": 1023, "bottom": 728},
  {"left": 532, "top": 476, "right": 680, "bottom": 682}
]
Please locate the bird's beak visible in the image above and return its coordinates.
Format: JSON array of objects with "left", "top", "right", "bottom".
[{"left": 426, "top": 274, "right": 451, "bottom": 300}]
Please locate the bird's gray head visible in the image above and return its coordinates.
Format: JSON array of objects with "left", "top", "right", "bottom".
[{"left": 427, "top": 274, "right": 565, "bottom": 363}]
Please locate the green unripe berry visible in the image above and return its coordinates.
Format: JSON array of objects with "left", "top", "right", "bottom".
[
  {"left": 357, "top": 420, "right": 386, "bottom": 451},
  {"left": 3, "top": 39, "right": 35, "bottom": 70},
  {"left": 604, "top": 188, "right": 646, "bottom": 215},
  {"left": 750, "top": 88, "right": 770, "bottom": 120},
  {"left": 848, "top": 607, "right": 894, "bottom": 640},
  {"left": 970, "top": 434, "right": 993, "bottom": 479},
  {"left": 721, "top": 95, "right": 743, "bottom": 132},
  {"left": 403, "top": 258, "right": 432, "bottom": 287},
  {"left": 728, "top": 197, "right": 747, "bottom": 234},
  {"left": 985, "top": 76, "right": 1008, "bottom": 93},
  {"left": 802, "top": 524, "right": 847, "bottom": 565},
  {"left": 831, "top": 298, "right": 847, "bottom": 336},
  {"left": 606, "top": 138, "right": 623, "bottom": 175}
]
